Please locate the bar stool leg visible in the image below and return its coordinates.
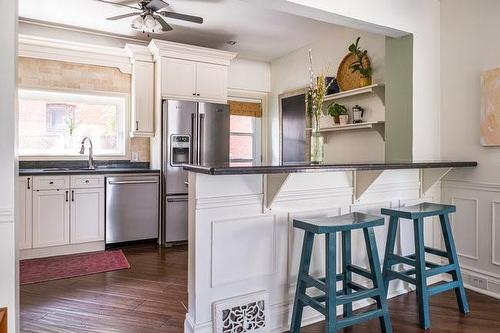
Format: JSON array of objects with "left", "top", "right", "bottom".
[
  {"left": 290, "top": 231, "right": 315, "bottom": 333},
  {"left": 364, "top": 227, "right": 393, "bottom": 333},
  {"left": 382, "top": 216, "right": 399, "bottom": 293},
  {"left": 439, "top": 213, "right": 470, "bottom": 315},
  {"left": 413, "top": 218, "right": 430, "bottom": 329},
  {"left": 341, "top": 230, "right": 352, "bottom": 318},
  {"left": 325, "top": 232, "right": 338, "bottom": 333}
]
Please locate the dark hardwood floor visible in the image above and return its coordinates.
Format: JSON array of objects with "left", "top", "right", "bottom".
[{"left": 20, "top": 245, "right": 500, "bottom": 332}]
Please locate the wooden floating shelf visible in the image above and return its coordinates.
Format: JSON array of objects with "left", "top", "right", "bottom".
[
  {"left": 317, "top": 121, "right": 385, "bottom": 140},
  {"left": 323, "top": 84, "right": 385, "bottom": 104}
]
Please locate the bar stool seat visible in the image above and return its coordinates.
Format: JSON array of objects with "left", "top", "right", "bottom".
[
  {"left": 290, "top": 212, "right": 392, "bottom": 333},
  {"left": 381, "top": 202, "right": 469, "bottom": 330},
  {"left": 381, "top": 202, "right": 456, "bottom": 219}
]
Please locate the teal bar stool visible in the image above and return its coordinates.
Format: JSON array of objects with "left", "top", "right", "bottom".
[
  {"left": 290, "top": 212, "right": 392, "bottom": 333},
  {"left": 381, "top": 202, "right": 470, "bottom": 329}
]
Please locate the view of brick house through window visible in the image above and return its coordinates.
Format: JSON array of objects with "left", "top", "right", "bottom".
[
  {"left": 18, "top": 89, "right": 127, "bottom": 156},
  {"left": 229, "top": 101, "right": 262, "bottom": 165}
]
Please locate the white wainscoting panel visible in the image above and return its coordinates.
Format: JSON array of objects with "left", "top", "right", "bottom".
[
  {"left": 450, "top": 197, "right": 479, "bottom": 260},
  {"left": 211, "top": 214, "right": 276, "bottom": 287},
  {"left": 492, "top": 201, "right": 500, "bottom": 267}
]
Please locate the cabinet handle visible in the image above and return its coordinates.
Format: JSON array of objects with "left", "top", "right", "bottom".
[
  {"left": 49, "top": 181, "right": 54, "bottom": 185},
  {"left": 85, "top": 180, "right": 89, "bottom": 183},
  {"left": 27, "top": 178, "right": 30, "bottom": 189},
  {"left": 192, "top": 93, "right": 196, "bottom": 96},
  {"left": 71, "top": 190, "right": 75, "bottom": 202},
  {"left": 65, "top": 191, "right": 69, "bottom": 202},
  {"left": 136, "top": 121, "right": 139, "bottom": 131},
  {"left": 196, "top": 93, "right": 200, "bottom": 96}
]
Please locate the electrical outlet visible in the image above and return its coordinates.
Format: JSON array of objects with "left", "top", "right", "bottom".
[
  {"left": 469, "top": 275, "right": 488, "bottom": 290},
  {"left": 131, "top": 152, "right": 139, "bottom": 162}
]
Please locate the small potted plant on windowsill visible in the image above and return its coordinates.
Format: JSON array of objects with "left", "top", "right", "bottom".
[{"left": 327, "top": 103, "right": 348, "bottom": 126}]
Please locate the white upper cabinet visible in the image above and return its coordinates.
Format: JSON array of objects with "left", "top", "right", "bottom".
[
  {"left": 18, "top": 177, "right": 32, "bottom": 250},
  {"left": 131, "top": 61, "right": 154, "bottom": 137},
  {"left": 196, "top": 62, "right": 228, "bottom": 102},
  {"left": 126, "top": 44, "right": 155, "bottom": 137},
  {"left": 149, "top": 39, "right": 236, "bottom": 104},
  {"left": 162, "top": 57, "right": 197, "bottom": 99}
]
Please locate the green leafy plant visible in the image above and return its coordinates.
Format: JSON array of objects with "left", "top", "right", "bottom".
[
  {"left": 349, "top": 37, "right": 372, "bottom": 78},
  {"left": 64, "top": 114, "right": 77, "bottom": 136},
  {"left": 327, "top": 103, "right": 348, "bottom": 119}
]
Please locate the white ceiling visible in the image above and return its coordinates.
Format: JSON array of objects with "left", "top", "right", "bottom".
[{"left": 18, "top": 0, "right": 341, "bottom": 62}]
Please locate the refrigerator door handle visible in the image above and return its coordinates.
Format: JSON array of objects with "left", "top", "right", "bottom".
[
  {"left": 198, "top": 113, "right": 205, "bottom": 164},
  {"left": 190, "top": 113, "right": 195, "bottom": 164}
]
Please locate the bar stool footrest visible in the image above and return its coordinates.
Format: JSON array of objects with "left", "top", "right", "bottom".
[
  {"left": 428, "top": 281, "right": 461, "bottom": 297},
  {"left": 347, "top": 264, "right": 373, "bottom": 279},
  {"left": 337, "top": 309, "right": 384, "bottom": 330}
]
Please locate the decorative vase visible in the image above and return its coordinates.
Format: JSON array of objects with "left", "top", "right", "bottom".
[
  {"left": 333, "top": 116, "right": 340, "bottom": 125},
  {"left": 310, "top": 117, "right": 324, "bottom": 164},
  {"left": 360, "top": 76, "right": 372, "bottom": 87}
]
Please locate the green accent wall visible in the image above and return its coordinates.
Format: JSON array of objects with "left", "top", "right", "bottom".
[{"left": 385, "top": 35, "right": 413, "bottom": 161}]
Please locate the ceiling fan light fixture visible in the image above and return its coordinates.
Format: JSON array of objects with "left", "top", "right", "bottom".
[
  {"left": 143, "top": 14, "right": 157, "bottom": 29},
  {"left": 131, "top": 15, "right": 144, "bottom": 30}
]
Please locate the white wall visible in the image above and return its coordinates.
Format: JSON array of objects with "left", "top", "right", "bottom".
[
  {"left": 0, "top": 0, "right": 18, "bottom": 332},
  {"left": 254, "top": 0, "right": 442, "bottom": 162},
  {"left": 270, "top": 26, "right": 386, "bottom": 163},
  {"left": 228, "top": 58, "right": 271, "bottom": 93},
  {"left": 441, "top": 0, "right": 500, "bottom": 298}
]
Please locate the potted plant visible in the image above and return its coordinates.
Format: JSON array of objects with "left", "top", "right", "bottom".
[
  {"left": 349, "top": 37, "right": 373, "bottom": 87},
  {"left": 327, "top": 103, "right": 348, "bottom": 125}
]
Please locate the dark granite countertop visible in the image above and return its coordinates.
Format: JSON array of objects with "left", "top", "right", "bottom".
[
  {"left": 19, "top": 167, "right": 160, "bottom": 176},
  {"left": 183, "top": 160, "right": 478, "bottom": 175},
  {"left": 18, "top": 160, "right": 160, "bottom": 176}
]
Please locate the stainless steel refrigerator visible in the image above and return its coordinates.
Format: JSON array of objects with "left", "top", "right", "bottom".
[{"left": 162, "top": 100, "right": 229, "bottom": 244}]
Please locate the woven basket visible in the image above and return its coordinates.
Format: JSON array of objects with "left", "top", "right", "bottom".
[{"left": 336, "top": 53, "right": 371, "bottom": 91}]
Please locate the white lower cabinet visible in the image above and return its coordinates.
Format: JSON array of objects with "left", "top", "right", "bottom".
[
  {"left": 32, "top": 189, "right": 70, "bottom": 248},
  {"left": 23, "top": 174, "right": 105, "bottom": 257},
  {"left": 70, "top": 188, "right": 105, "bottom": 243},
  {"left": 18, "top": 177, "right": 32, "bottom": 250}
]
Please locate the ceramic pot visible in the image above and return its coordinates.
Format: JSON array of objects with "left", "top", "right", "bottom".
[
  {"left": 339, "top": 115, "right": 349, "bottom": 125},
  {"left": 333, "top": 115, "right": 340, "bottom": 125}
]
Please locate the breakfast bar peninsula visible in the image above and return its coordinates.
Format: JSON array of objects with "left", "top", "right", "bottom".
[{"left": 182, "top": 160, "right": 476, "bottom": 333}]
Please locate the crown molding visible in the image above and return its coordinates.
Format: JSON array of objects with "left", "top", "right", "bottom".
[
  {"left": 18, "top": 34, "right": 134, "bottom": 74},
  {"left": 148, "top": 39, "right": 237, "bottom": 65},
  {"left": 125, "top": 43, "right": 154, "bottom": 63}
]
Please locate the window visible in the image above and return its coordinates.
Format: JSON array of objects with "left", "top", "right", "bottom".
[
  {"left": 229, "top": 115, "right": 260, "bottom": 164},
  {"left": 18, "top": 89, "right": 127, "bottom": 157}
]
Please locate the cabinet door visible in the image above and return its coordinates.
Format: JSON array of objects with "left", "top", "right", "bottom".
[
  {"left": 18, "top": 177, "right": 32, "bottom": 250},
  {"left": 70, "top": 188, "right": 105, "bottom": 244},
  {"left": 32, "top": 189, "right": 70, "bottom": 248},
  {"left": 161, "top": 57, "right": 197, "bottom": 98},
  {"left": 196, "top": 62, "right": 228, "bottom": 102},
  {"left": 131, "top": 60, "right": 154, "bottom": 137}
]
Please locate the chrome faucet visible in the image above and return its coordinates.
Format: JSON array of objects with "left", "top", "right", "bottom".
[{"left": 79, "top": 137, "right": 95, "bottom": 170}]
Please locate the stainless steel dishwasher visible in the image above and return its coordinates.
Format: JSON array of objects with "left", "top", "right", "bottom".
[{"left": 106, "top": 175, "right": 159, "bottom": 245}]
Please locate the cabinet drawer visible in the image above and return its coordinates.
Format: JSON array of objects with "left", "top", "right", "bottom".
[
  {"left": 33, "top": 176, "right": 70, "bottom": 190},
  {"left": 71, "top": 175, "right": 104, "bottom": 189}
]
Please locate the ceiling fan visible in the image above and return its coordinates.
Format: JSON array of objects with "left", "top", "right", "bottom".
[{"left": 98, "top": 0, "right": 203, "bottom": 33}]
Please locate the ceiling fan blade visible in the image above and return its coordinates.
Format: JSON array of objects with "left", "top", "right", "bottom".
[
  {"left": 159, "top": 11, "right": 203, "bottom": 24},
  {"left": 106, "top": 12, "right": 142, "bottom": 20},
  {"left": 96, "top": 0, "right": 140, "bottom": 10},
  {"left": 146, "top": 0, "right": 169, "bottom": 12},
  {"left": 155, "top": 16, "right": 173, "bottom": 32}
]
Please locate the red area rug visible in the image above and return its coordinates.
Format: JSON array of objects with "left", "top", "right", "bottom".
[{"left": 20, "top": 250, "right": 130, "bottom": 285}]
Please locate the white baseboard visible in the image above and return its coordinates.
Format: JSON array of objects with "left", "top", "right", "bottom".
[{"left": 20, "top": 241, "right": 105, "bottom": 260}]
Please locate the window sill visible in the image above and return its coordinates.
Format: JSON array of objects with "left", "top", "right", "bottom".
[{"left": 19, "top": 155, "right": 131, "bottom": 161}]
